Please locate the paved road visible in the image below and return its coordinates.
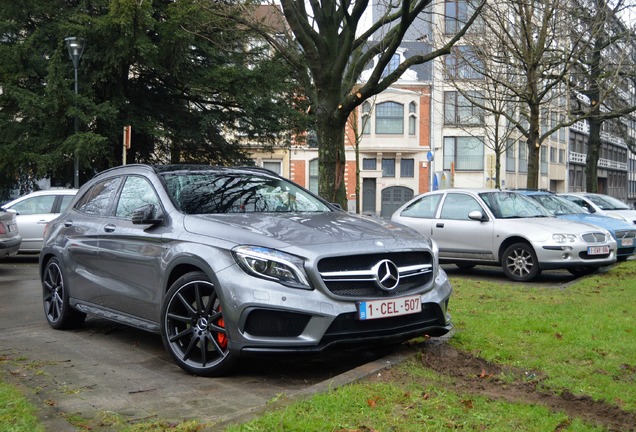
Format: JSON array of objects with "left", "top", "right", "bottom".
[{"left": 0, "top": 256, "right": 405, "bottom": 431}]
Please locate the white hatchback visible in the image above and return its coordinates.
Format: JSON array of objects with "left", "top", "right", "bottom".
[
  {"left": 559, "top": 193, "right": 636, "bottom": 225},
  {"left": 2, "top": 189, "right": 77, "bottom": 252}
]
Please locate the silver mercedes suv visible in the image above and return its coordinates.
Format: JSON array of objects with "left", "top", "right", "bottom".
[{"left": 40, "top": 164, "right": 452, "bottom": 376}]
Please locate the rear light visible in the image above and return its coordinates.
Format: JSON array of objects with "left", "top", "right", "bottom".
[{"left": 0, "top": 223, "right": 6, "bottom": 235}]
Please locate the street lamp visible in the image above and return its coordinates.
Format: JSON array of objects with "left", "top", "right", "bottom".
[{"left": 65, "top": 37, "right": 86, "bottom": 189}]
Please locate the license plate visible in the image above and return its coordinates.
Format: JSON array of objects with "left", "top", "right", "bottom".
[
  {"left": 588, "top": 246, "right": 609, "bottom": 255},
  {"left": 621, "top": 238, "right": 634, "bottom": 247},
  {"left": 357, "top": 295, "right": 422, "bottom": 320},
  {"left": 8, "top": 224, "right": 16, "bottom": 233}
]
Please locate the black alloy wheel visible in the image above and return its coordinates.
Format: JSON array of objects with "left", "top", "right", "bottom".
[
  {"left": 161, "top": 271, "right": 236, "bottom": 376},
  {"left": 42, "top": 257, "right": 86, "bottom": 329}
]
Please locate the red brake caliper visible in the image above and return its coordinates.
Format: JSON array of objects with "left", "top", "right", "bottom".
[{"left": 216, "top": 307, "right": 227, "bottom": 349}]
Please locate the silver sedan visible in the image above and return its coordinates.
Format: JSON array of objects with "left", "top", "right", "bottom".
[{"left": 391, "top": 189, "right": 617, "bottom": 282}]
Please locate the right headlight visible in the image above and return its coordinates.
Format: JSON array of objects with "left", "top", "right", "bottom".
[{"left": 232, "top": 246, "right": 312, "bottom": 290}]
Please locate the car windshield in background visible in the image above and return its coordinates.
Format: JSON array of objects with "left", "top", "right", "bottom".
[
  {"left": 531, "top": 195, "right": 587, "bottom": 215},
  {"left": 162, "top": 172, "right": 331, "bottom": 214},
  {"left": 587, "top": 194, "right": 630, "bottom": 210},
  {"left": 479, "top": 191, "right": 551, "bottom": 219}
]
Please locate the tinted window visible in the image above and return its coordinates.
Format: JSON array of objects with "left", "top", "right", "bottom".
[
  {"left": 162, "top": 172, "right": 330, "bottom": 214},
  {"left": 75, "top": 177, "right": 122, "bottom": 216},
  {"left": 116, "top": 176, "right": 161, "bottom": 218}
]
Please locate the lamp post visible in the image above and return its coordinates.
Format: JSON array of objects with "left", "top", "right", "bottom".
[{"left": 65, "top": 37, "right": 86, "bottom": 189}]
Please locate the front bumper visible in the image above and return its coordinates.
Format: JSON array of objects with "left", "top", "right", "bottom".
[{"left": 218, "top": 265, "right": 453, "bottom": 356}]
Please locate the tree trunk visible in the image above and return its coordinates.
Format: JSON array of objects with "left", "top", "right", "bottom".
[
  {"left": 526, "top": 113, "right": 541, "bottom": 189},
  {"left": 586, "top": 115, "right": 602, "bottom": 192},
  {"left": 315, "top": 113, "right": 348, "bottom": 208}
]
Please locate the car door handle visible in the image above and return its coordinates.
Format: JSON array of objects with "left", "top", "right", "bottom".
[
  {"left": 64, "top": 220, "right": 73, "bottom": 227},
  {"left": 37, "top": 220, "right": 49, "bottom": 225},
  {"left": 104, "top": 224, "right": 116, "bottom": 233},
  {"left": 436, "top": 223, "right": 444, "bottom": 228}
]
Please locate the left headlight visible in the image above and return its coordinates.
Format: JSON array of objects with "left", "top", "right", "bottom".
[
  {"left": 232, "top": 246, "right": 312, "bottom": 290},
  {"left": 552, "top": 234, "right": 577, "bottom": 244}
]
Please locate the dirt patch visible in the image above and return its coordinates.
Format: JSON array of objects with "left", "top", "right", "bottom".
[{"left": 375, "top": 343, "right": 636, "bottom": 432}]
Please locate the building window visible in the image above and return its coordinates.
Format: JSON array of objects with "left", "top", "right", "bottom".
[
  {"left": 376, "top": 102, "right": 404, "bottom": 134},
  {"left": 445, "top": 0, "right": 478, "bottom": 35},
  {"left": 444, "top": 91, "right": 483, "bottom": 125},
  {"left": 540, "top": 146, "right": 548, "bottom": 175},
  {"left": 309, "top": 158, "right": 319, "bottom": 194},
  {"left": 262, "top": 160, "right": 282, "bottom": 174},
  {"left": 381, "top": 54, "right": 401, "bottom": 78},
  {"left": 445, "top": 46, "right": 483, "bottom": 79},
  {"left": 506, "top": 139, "right": 516, "bottom": 172},
  {"left": 363, "top": 158, "right": 377, "bottom": 170},
  {"left": 409, "top": 102, "right": 417, "bottom": 135},
  {"left": 550, "top": 147, "right": 557, "bottom": 163},
  {"left": 401, "top": 159, "right": 415, "bottom": 177},
  {"left": 518, "top": 142, "right": 528, "bottom": 173},
  {"left": 361, "top": 102, "right": 371, "bottom": 135},
  {"left": 382, "top": 158, "right": 396, "bottom": 177},
  {"left": 443, "top": 136, "right": 484, "bottom": 171}
]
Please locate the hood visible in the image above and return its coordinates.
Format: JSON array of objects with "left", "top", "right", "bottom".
[
  {"left": 183, "top": 211, "right": 427, "bottom": 250},
  {"left": 603, "top": 210, "right": 636, "bottom": 225},
  {"left": 557, "top": 214, "right": 635, "bottom": 232}
]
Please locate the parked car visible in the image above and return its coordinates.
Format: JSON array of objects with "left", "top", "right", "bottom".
[
  {"left": 1, "top": 189, "right": 77, "bottom": 253},
  {"left": 0, "top": 208, "right": 22, "bottom": 259},
  {"left": 518, "top": 190, "right": 636, "bottom": 261},
  {"left": 559, "top": 192, "right": 636, "bottom": 225},
  {"left": 391, "top": 189, "right": 617, "bottom": 282},
  {"left": 40, "top": 164, "right": 452, "bottom": 376}
]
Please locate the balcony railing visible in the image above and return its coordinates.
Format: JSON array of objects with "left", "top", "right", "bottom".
[{"left": 569, "top": 151, "right": 627, "bottom": 171}]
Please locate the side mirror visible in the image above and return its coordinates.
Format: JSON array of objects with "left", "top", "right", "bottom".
[
  {"left": 131, "top": 204, "right": 163, "bottom": 226},
  {"left": 468, "top": 210, "right": 487, "bottom": 222}
]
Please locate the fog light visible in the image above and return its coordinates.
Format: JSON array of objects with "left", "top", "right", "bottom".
[{"left": 561, "top": 253, "right": 570, "bottom": 259}]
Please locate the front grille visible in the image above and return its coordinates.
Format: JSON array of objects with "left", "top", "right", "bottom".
[
  {"left": 582, "top": 232, "right": 608, "bottom": 243},
  {"left": 243, "top": 309, "right": 311, "bottom": 337},
  {"left": 615, "top": 230, "right": 636, "bottom": 239},
  {"left": 318, "top": 251, "right": 434, "bottom": 298}
]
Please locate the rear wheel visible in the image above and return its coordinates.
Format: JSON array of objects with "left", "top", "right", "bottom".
[
  {"left": 42, "top": 257, "right": 86, "bottom": 329},
  {"left": 161, "top": 272, "right": 236, "bottom": 376},
  {"left": 502, "top": 243, "right": 541, "bottom": 282}
]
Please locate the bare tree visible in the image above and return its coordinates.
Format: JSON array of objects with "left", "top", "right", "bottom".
[
  {"left": 570, "top": 0, "right": 636, "bottom": 193},
  {"left": 199, "top": 0, "right": 485, "bottom": 207},
  {"left": 452, "top": 0, "right": 592, "bottom": 189}
]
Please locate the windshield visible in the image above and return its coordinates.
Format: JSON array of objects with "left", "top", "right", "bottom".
[
  {"left": 586, "top": 194, "right": 630, "bottom": 210},
  {"left": 162, "top": 172, "right": 332, "bottom": 214},
  {"left": 479, "top": 191, "right": 552, "bottom": 219},
  {"left": 531, "top": 195, "right": 586, "bottom": 215}
]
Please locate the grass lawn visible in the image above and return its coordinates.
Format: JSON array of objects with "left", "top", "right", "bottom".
[{"left": 2, "top": 260, "right": 635, "bottom": 431}]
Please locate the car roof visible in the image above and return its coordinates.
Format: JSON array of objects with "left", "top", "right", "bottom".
[{"left": 94, "top": 164, "right": 281, "bottom": 178}]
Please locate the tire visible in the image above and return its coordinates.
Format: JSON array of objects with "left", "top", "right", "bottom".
[
  {"left": 42, "top": 257, "right": 86, "bottom": 329},
  {"left": 161, "top": 271, "right": 236, "bottom": 377},
  {"left": 502, "top": 242, "right": 541, "bottom": 282}
]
